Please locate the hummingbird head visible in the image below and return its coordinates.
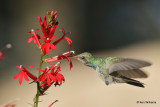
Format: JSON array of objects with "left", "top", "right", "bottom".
[{"left": 73, "top": 52, "right": 93, "bottom": 64}]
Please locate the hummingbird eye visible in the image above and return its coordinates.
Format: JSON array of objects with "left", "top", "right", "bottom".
[{"left": 81, "top": 56, "right": 85, "bottom": 60}]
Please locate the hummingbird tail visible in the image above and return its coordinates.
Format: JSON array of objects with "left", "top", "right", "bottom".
[{"left": 122, "top": 76, "right": 145, "bottom": 88}]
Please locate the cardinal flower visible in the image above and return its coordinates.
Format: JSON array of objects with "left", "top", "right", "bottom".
[
  {"left": 28, "top": 29, "right": 41, "bottom": 47},
  {"left": 37, "top": 67, "right": 57, "bottom": 86},
  {"left": 38, "top": 14, "right": 58, "bottom": 39},
  {"left": 64, "top": 37, "right": 72, "bottom": 47},
  {"left": 44, "top": 64, "right": 65, "bottom": 88},
  {"left": 53, "top": 29, "right": 72, "bottom": 47},
  {"left": 48, "top": 22, "right": 58, "bottom": 39},
  {"left": 14, "top": 65, "right": 37, "bottom": 85},
  {"left": 38, "top": 16, "right": 47, "bottom": 37},
  {"left": 51, "top": 64, "right": 65, "bottom": 85},
  {"left": 40, "top": 37, "right": 57, "bottom": 55},
  {"left": 54, "top": 72, "right": 65, "bottom": 85},
  {"left": 14, "top": 10, "right": 74, "bottom": 106},
  {"left": 38, "top": 64, "right": 65, "bottom": 91},
  {"left": 38, "top": 13, "right": 59, "bottom": 55},
  {"left": 0, "top": 51, "right": 4, "bottom": 60},
  {"left": 0, "top": 44, "right": 12, "bottom": 60},
  {"left": 46, "top": 51, "right": 74, "bottom": 70}
]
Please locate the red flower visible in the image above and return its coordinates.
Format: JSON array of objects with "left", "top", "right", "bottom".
[
  {"left": 51, "top": 64, "right": 65, "bottom": 85},
  {"left": 48, "top": 22, "right": 59, "bottom": 39},
  {"left": 0, "top": 44, "right": 12, "bottom": 60},
  {"left": 46, "top": 51, "right": 74, "bottom": 70},
  {"left": 41, "top": 43, "right": 56, "bottom": 54},
  {"left": 41, "top": 39, "right": 57, "bottom": 54},
  {"left": 38, "top": 12, "right": 59, "bottom": 55},
  {"left": 39, "top": 30, "right": 57, "bottom": 54},
  {"left": 53, "top": 29, "right": 72, "bottom": 47},
  {"left": 14, "top": 65, "right": 37, "bottom": 85},
  {"left": 64, "top": 37, "right": 72, "bottom": 47},
  {"left": 54, "top": 73, "right": 64, "bottom": 85},
  {"left": 37, "top": 67, "right": 56, "bottom": 86},
  {"left": 28, "top": 29, "right": 41, "bottom": 47},
  {"left": 14, "top": 71, "right": 29, "bottom": 85},
  {"left": 0, "top": 51, "right": 4, "bottom": 60},
  {"left": 38, "top": 13, "right": 58, "bottom": 38},
  {"left": 38, "top": 16, "right": 47, "bottom": 37},
  {"left": 38, "top": 64, "right": 65, "bottom": 89}
]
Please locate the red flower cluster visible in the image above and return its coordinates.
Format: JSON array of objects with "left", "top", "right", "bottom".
[
  {"left": 14, "top": 10, "right": 74, "bottom": 94},
  {"left": 14, "top": 10, "right": 74, "bottom": 107},
  {"left": 37, "top": 64, "right": 64, "bottom": 87},
  {"left": 14, "top": 63, "right": 64, "bottom": 88},
  {"left": 27, "top": 11, "right": 72, "bottom": 55}
]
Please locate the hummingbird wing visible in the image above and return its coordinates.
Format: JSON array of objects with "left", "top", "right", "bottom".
[
  {"left": 111, "top": 69, "right": 148, "bottom": 78},
  {"left": 108, "top": 58, "right": 151, "bottom": 78}
]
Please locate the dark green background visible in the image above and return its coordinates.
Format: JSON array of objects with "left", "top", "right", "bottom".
[{"left": 0, "top": 0, "right": 160, "bottom": 69}]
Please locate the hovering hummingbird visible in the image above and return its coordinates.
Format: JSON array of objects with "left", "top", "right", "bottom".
[{"left": 73, "top": 52, "right": 151, "bottom": 88}]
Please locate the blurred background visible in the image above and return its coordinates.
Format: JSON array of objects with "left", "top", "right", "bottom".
[{"left": 0, "top": 0, "right": 160, "bottom": 107}]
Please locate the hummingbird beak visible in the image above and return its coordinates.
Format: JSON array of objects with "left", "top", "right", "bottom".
[{"left": 73, "top": 55, "right": 80, "bottom": 59}]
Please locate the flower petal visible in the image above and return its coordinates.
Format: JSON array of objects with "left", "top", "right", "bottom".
[
  {"left": 49, "top": 74, "right": 56, "bottom": 81},
  {"left": 39, "top": 34, "right": 45, "bottom": 41},
  {"left": 14, "top": 73, "right": 21, "bottom": 80},
  {"left": 28, "top": 36, "right": 33, "bottom": 43},
  {"left": 19, "top": 75, "right": 23, "bottom": 85},
  {"left": 22, "top": 66, "right": 37, "bottom": 81},
  {"left": 32, "top": 30, "right": 41, "bottom": 47},
  {"left": 49, "top": 43, "right": 56, "bottom": 50},
  {"left": 53, "top": 35, "right": 65, "bottom": 46},
  {"left": 41, "top": 43, "right": 47, "bottom": 49},
  {"left": 35, "top": 29, "right": 40, "bottom": 32},
  {"left": 38, "top": 16, "right": 47, "bottom": 37},
  {"left": 50, "top": 35, "right": 57, "bottom": 41},
  {"left": 64, "top": 37, "right": 72, "bottom": 47},
  {"left": 26, "top": 66, "right": 34, "bottom": 69},
  {"left": 46, "top": 56, "right": 59, "bottom": 62},
  {"left": 37, "top": 68, "right": 44, "bottom": 72},
  {"left": 24, "top": 72, "right": 30, "bottom": 81},
  {"left": 43, "top": 15, "right": 47, "bottom": 28},
  {"left": 48, "top": 22, "right": 58, "bottom": 38},
  {"left": 56, "top": 75, "right": 62, "bottom": 84},
  {"left": 17, "top": 66, "right": 22, "bottom": 70},
  {"left": 40, "top": 74, "right": 47, "bottom": 82},
  {"left": 47, "top": 75, "right": 51, "bottom": 86},
  {"left": 46, "top": 45, "right": 50, "bottom": 54}
]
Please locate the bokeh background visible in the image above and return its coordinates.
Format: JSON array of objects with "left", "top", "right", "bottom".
[{"left": 0, "top": 0, "right": 160, "bottom": 107}]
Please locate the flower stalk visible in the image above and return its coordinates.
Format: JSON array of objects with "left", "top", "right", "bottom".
[{"left": 34, "top": 54, "right": 44, "bottom": 107}]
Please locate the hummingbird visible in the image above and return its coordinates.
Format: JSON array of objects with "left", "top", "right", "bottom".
[{"left": 73, "top": 52, "right": 151, "bottom": 88}]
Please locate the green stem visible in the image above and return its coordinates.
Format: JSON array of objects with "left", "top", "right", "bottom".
[
  {"left": 39, "top": 55, "right": 44, "bottom": 76},
  {"left": 34, "top": 55, "right": 44, "bottom": 107}
]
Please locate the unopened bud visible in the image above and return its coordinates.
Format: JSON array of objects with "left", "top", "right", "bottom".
[{"left": 47, "top": 11, "right": 51, "bottom": 14}]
